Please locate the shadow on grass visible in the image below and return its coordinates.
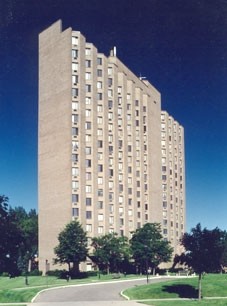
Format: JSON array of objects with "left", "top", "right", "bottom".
[{"left": 162, "top": 284, "right": 198, "bottom": 298}]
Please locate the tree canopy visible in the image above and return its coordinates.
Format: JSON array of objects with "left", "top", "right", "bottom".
[
  {"left": 130, "top": 223, "right": 173, "bottom": 274},
  {"left": 0, "top": 195, "right": 38, "bottom": 276},
  {"left": 177, "top": 223, "right": 227, "bottom": 300},
  {"left": 54, "top": 220, "right": 88, "bottom": 275},
  {"left": 91, "top": 233, "right": 130, "bottom": 273}
]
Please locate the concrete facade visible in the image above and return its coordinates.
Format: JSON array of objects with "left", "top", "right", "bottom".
[{"left": 38, "top": 20, "right": 185, "bottom": 273}]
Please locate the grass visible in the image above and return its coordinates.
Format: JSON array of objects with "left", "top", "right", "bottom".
[
  {"left": 0, "top": 273, "right": 143, "bottom": 303},
  {"left": 123, "top": 274, "right": 227, "bottom": 306},
  {"left": 142, "top": 300, "right": 227, "bottom": 306}
]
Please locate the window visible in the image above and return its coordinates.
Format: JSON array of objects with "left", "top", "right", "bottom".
[
  {"left": 86, "top": 185, "right": 92, "bottom": 193},
  {"left": 85, "top": 134, "right": 91, "bottom": 142},
  {"left": 86, "top": 224, "right": 92, "bottom": 232},
  {"left": 97, "top": 57, "right": 102, "bottom": 65},
  {"left": 108, "top": 101, "right": 113, "bottom": 109},
  {"left": 86, "top": 172, "right": 91, "bottom": 180},
  {"left": 72, "top": 63, "right": 78, "bottom": 71},
  {"left": 97, "top": 81, "right": 102, "bottom": 89},
  {"left": 72, "top": 127, "right": 78, "bottom": 136},
  {"left": 97, "top": 93, "right": 102, "bottom": 100},
  {"left": 98, "top": 152, "right": 103, "bottom": 160},
  {"left": 85, "top": 72, "right": 91, "bottom": 80},
  {"left": 85, "top": 159, "right": 91, "bottom": 167},
  {"left": 72, "top": 114, "right": 79, "bottom": 123},
  {"left": 117, "top": 86, "right": 122, "bottom": 94},
  {"left": 108, "top": 67, "right": 112, "bottom": 75},
  {"left": 72, "top": 75, "right": 78, "bottom": 84},
  {"left": 86, "top": 84, "right": 91, "bottom": 92},
  {"left": 72, "top": 154, "right": 78, "bottom": 162},
  {"left": 98, "top": 177, "right": 103, "bottom": 184},
  {"left": 97, "top": 140, "right": 103, "bottom": 148},
  {"left": 86, "top": 198, "right": 92, "bottom": 206},
  {"left": 108, "top": 113, "right": 113, "bottom": 120},
  {"left": 97, "top": 128, "right": 103, "bottom": 136},
  {"left": 72, "top": 49, "right": 78, "bottom": 58},
  {"left": 98, "top": 189, "right": 103, "bottom": 196},
  {"left": 72, "top": 167, "right": 79, "bottom": 176},
  {"left": 98, "top": 201, "right": 103, "bottom": 209},
  {"left": 108, "top": 89, "right": 113, "bottom": 97},
  {"left": 98, "top": 164, "right": 103, "bottom": 172},
  {"left": 98, "top": 214, "right": 103, "bottom": 221},
  {"left": 72, "top": 101, "right": 79, "bottom": 110},
  {"left": 97, "top": 105, "right": 103, "bottom": 112},
  {"left": 163, "top": 201, "right": 167, "bottom": 209},
  {"left": 72, "top": 194, "right": 79, "bottom": 203},
  {"left": 120, "top": 218, "right": 124, "bottom": 226},
  {"left": 72, "top": 208, "right": 79, "bottom": 217},
  {"left": 85, "top": 109, "right": 91, "bottom": 117},
  {"left": 86, "top": 211, "right": 92, "bottom": 219},
  {"left": 98, "top": 226, "right": 103, "bottom": 234},
  {"left": 85, "top": 60, "right": 91, "bottom": 68},
  {"left": 85, "top": 48, "right": 91, "bottom": 56},
  {"left": 109, "top": 216, "right": 114, "bottom": 224},
  {"left": 72, "top": 181, "right": 79, "bottom": 189},
  {"left": 72, "top": 36, "right": 79, "bottom": 45},
  {"left": 108, "top": 78, "right": 113, "bottom": 86},
  {"left": 85, "top": 122, "right": 91, "bottom": 129},
  {"left": 85, "top": 97, "right": 91, "bottom": 105},
  {"left": 85, "top": 147, "right": 91, "bottom": 155},
  {"left": 72, "top": 88, "right": 78, "bottom": 97},
  {"left": 97, "top": 69, "right": 102, "bottom": 77}
]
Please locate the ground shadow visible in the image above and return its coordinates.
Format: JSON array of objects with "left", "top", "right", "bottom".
[{"left": 162, "top": 284, "right": 198, "bottom": 298}]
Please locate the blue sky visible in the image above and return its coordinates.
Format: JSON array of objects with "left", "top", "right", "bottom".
[{"left": 0, "top": 0, "right": 226, "bottom": 231}]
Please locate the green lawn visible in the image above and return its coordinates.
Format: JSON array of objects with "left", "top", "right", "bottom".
[
  {"left": 0, "top": 273, "right": 143, "bottom": 303},
  {"left": 123, "top": 274, "right": 227, "bottom": 305},
  {"left": 142, "top": 300, "right": 227, "bottom": 306}
]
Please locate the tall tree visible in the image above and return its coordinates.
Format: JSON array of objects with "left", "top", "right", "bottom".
[
  {"left": 91, "top": 233, "right": 130, "bottom": 273},
  {"left": 178, "top": 223, "right": 226, "bottom": 300},
  {"left": 54, "top": 221, "right": 88, "bottom": 275},
  {"left": 0, "top": 196, "right": 23, "bottom": 275},
  {"left": 9, "top": 207, "right": 38, "bottom": 273},
  {"left": 130, "top": 223, "right": 173, "bottom": 275}
]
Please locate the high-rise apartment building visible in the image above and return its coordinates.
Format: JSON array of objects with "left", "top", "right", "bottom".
[{"left": 38, "top": 20, "right": 185, "bottom": 273}]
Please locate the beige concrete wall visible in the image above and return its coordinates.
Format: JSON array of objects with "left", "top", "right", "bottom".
[{"left": 38, "top": 20, "right": 72, "bottom": 273}]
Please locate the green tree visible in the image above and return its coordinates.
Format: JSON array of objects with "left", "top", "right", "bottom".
[
  {"left": 0, "top": 196, "right": 23, "bottom": 275},
  {"left": 91, "top": 233, "right": 130, "bottom": 274},
  {"left": 54, "top": 220, "right": 88, "bottom": 275},
  {"left": 178, "top": 223, "right": 226, "bottom": 300},
  {"left": 9, "top": 207, "right": 38, "bottom": 273},
  {"left": 130, "top": 223, "right": 173, "bottom": 275}
]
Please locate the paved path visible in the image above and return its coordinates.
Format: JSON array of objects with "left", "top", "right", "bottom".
[{"left": 33, "top": 277, "right": 175, "bottom": 304}]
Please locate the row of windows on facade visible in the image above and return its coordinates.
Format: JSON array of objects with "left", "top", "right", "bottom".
[
  {"left": 162, "top": 158, "right": 183, "bottom": 168},
  {"left": 72, "top": 144, "right": 148, "bottom": 167},
  {"left": 72, "top": 166, "right": 147, "bottom": 178},
  {"left": 72, "top": 46, "right": 103, "bottom": 65},
  {"left": 72, "top": 182, "right": 148, "bottom": 194},
  {"left": 161, "top": 132, "right": 182, "bottom": 143},
  {"left": 72, "top": 172, "right": 150, "bottom": 187},
  {"left": 163, "top": 218, "right": 184, "bottom": 227},
  {"left": 72, "top": 208, "right": 149, "bottom": 224},
  {"left": 72, "top": 113, "right": 143, "bottom": 128},
  {"left": 72, "top": 197, "right": 150, "bottom": 210},
  {"left": 72, "top": 194, "right": 149, "bottom": 211},
  {"left": 73, "top": 97, "right": 147, "bottom": 114},
  {"left": 163, "top": 201, "right": 184, "bottom": 212}
]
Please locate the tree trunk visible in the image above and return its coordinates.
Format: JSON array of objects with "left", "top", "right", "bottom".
[
  {"left": 198, "top": 273, "right": 202, "bottom": 300},
  {"left": 72, "top": 262, "right": 79, "bottom": 276}
]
